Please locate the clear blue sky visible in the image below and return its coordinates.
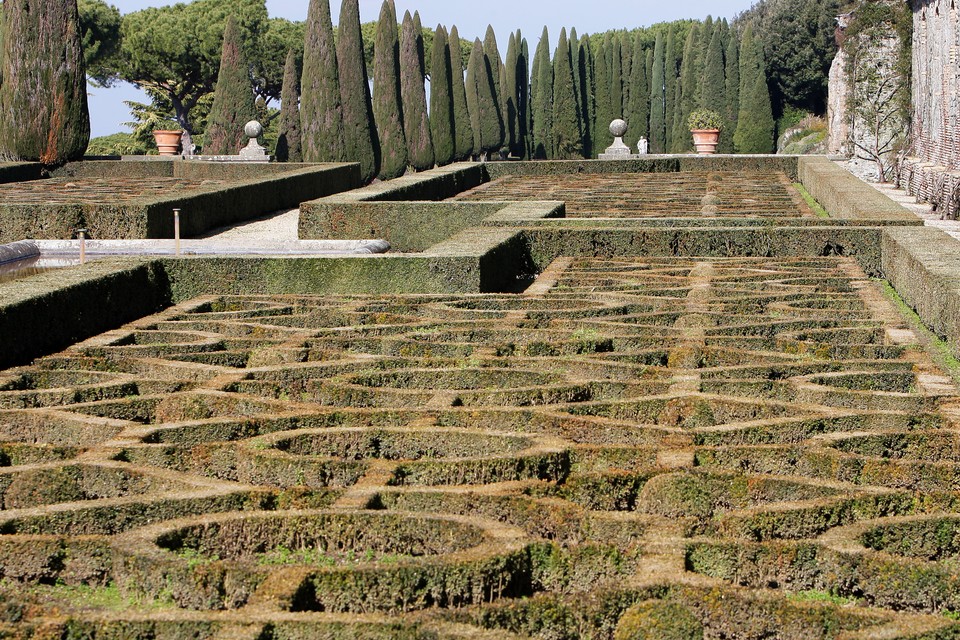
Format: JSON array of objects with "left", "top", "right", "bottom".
[{"left": 89, "top": 0, "right": 757, "bottom": 137}]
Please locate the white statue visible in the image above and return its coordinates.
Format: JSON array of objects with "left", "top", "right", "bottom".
[{"left": 637, "top": 137, "right": 649, "bottom": 155}]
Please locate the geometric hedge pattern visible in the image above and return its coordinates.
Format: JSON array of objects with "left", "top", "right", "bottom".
[{"left": 2, "top": 256, "right": 958, "bottom": 638}]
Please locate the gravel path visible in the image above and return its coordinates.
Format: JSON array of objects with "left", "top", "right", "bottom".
[{"left": 196, "top": 208, "right": 300, "bottom": 241}]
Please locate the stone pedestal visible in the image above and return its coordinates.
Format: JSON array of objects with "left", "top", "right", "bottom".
[{"left": 599, "top": 118, "right": 640, "bottom": 160}]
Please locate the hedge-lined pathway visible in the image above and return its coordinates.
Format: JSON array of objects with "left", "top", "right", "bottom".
[{"left": 0, "top": 256, "right": 958, "bottom": 638}]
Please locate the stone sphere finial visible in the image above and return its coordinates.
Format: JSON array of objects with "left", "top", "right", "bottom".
[
  {"left": 244, "top": 120, "right": 264, "bottom": 139},
  {"left": 609, "top": 119, "right": 628, "bottom": 138}
]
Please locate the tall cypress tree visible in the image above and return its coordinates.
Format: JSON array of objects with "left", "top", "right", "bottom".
[
  {"left": 430, "top": 25, "right": 455, "bottom": 166},
  {"left": 672, "top": 24, "right": 700, "bottom": 153},
  {"left": 608, "top": 33, "right": 623, "bottom": 120},
  {"left": 577, "top": 35, "right": 595, "bottom": 158},
  {"left": 648, "top": 33, "right": 666, "bottom": 153},
  {"left": 624, "top": 32, "right": 649, "bottom": 150},
  {"left": 467, "top": 36, "right": 504, "bottom": 158},
  {"left": 522, "top": 36, "right": 534, "bottom": 159},
  {"left": 276, "top": 49, "right": 302, "bottom": 162},
  {"left": 400, "top": 10, "right": 433, "bottom": 170},
  {"left": 337, "top": 0, "right": 379, "bottom": 182},
  {"left": 301, "top": 0, "right": 344, "bottom": 162},
  {"left": 694, "top": 21, "right": 711, "bottom": 109},
  {"left": 551, "top": 28, "right": 582, "bottom": 159},
  {"left": 0, "top": 0, "right": 89, "bottom": 163},
  {"left": 718, "top": 19, "right": 731, "bottom": 53},
  {"left": 448, "top": 25, "right": 474, "bottom": 161},
  {"left": 373, "top": 0, "right": 406, "bottom": 179},
  {"left": 205, "top": 16, "right": 257, "bottom": 156},
  {"left": 531, "top": 27, "right": 553, "bottom": 159},
  {"left": 664, "top": 25, "right": 678, "bottom": 151},
  {"left": 504, "top": 32, "right": 520, "bottom": 157},
  {"left": 721, "top": 30, "right": 740, "bottom": 154},
  {"left": 699, "top": 22, "right": 725, "bottom": 116},
  {"left": 618, "top": 33, "right": 630, "bottom": 116},
  {"left": 570, "top": 28, "right": 582, "bottom": 138},
  {"left": 483, "top": 26, "right": 504, "bottom": 133},
  {"left": 593, "top": 36, "right": 612, "bottom": 153},
  {"left": 734, "top": 26, "right": 775, "bottom": 154}
]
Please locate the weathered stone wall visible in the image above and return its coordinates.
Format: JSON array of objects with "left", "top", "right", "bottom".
[
  {"left": 827, "top": 3, "right": 910, "bottom": 182},
  {"left": 902, "top": 0, "right": 960, "bottom": 218}
]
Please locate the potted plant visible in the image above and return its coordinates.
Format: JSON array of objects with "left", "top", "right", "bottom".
[
  {"left": 688, "top": 109, "right": 723, "bottom": 155},
  {"left": 123, "top": 101, "right": 184, "bottom": 155},
  {"left": 152, "top": 127, "right": 183, "bottom": 156}
]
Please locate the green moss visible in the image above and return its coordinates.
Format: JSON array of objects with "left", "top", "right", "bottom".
[
  {"left": 794, "top": 182, "right": 830, "bottom": 219},
  {"left": 876, "top": 279, "right": 960, "bottom": 382},
  {"left": 787, "top": 590, "right": 860, "bottom": 607}
]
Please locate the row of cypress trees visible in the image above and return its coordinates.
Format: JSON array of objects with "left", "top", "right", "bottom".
[{"left": 202, "top": 0, "right": 779, "bottom": 180}]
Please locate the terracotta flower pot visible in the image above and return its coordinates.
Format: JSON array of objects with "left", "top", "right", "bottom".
[
  {"left": 691, "top": 129, "right": 721, "bottom": 155},
  {"left": 152, "top": 130, "right": 183, "bottom": 156}
]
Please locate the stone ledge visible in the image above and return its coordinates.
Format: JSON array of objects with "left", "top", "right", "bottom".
[
  {"left": 798, "top": 156, "right": 920, "bottom": 223},
  {"left": 881, "top": 226, "right": 960, "bottom": 356}
]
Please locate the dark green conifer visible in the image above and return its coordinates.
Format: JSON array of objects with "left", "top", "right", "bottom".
[
  {"left": 698, "top": 23, "right": 726, "bottom": 124},
  {"left": 205, "top": 16, "right": 257, "bottom": 155},
  {"left": 522, "top": 36, "right": 534, "bottom": 159},
  {"left": 648, "top": 33, "right": 666, "bottom": 153},
  {"left": 570, "top": 28, "right": 582, "bottom": 133},
  {"left": 664, "top": 25, "right": 678, "bottom": 151},
  {"left": 400, "top": 10, "right": 433, "bottom": 170},
  {"left": 734, "top": 26, "right": 775, "bottom": 153},
  {"left": 694, "top": 21, "right": 711, "bottom": 108},
  {"left": 672, "top": 24, "right": 699, "bottom": 153},
  {"left": 276, "top": 49, "right": 302, "bottom": 162},
  {"left": 483, "top": 26, "right": 504, "bottom": 131},
  {"left": 0, "top": 0, "right": 90, "bottom": 163},
  {"left": 719, "top": 19, "right": 731, "bottom": 52},
  {"left": 448, "top": 25, "right": 474, "bottom": 161},
  {"left": 466, "top": 37, "right": 504, "bottom": 159},
  {"left": 530, "top": 27, "right": 552, "bottom": 159},
  {"left": 577, "top": 35, "right": 595, "bottom": 157},
  {"left": 373, "top": 0, "right": 406, "bottom": 179},
  {"left": 300, "top": 0, "right": 344, "bottom": 162},
  {"left": 337, "top": 0, "right": 379, "bottom": 182},
  {"left": 624, "top": 32, "right": 648, "bottom": 150},
  {"left": 430, "top": 25, "right": 455, "bottom": 166},
  {"left": 504, "top": 32, "right": 520, "bottom": 157},
  {"left": 620, "top": 32, "right": 632, "bottom": 115},
  {"left": 608, "top": 33, "right": 623, "bottom": 119},
  {"left": 551, "top": 28, "right": 582, "bottom": 159},
  {"left": 721, "top": 27, "right": 740, "bottom": 153},
  {"left": 593, "top": 35, "right": 612, "bottom": 153}
]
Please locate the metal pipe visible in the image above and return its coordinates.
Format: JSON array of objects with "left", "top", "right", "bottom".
[
  {"left": 173, "top": 209, "right": 181, "bottom": 256},
  {"left": 77, "top": 229, "right": 87, "bottom": 265}
]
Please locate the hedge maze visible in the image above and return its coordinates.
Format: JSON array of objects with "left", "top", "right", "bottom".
[
  {"left": 0, "top": 158, "right": 959, "bottom": 638},
  {"left": 1, "top": 252, "right": 959, "bottom": 638}
]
